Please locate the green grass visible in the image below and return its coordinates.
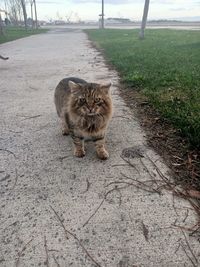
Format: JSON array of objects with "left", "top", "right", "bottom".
[
  {"left": 86, "top": 29, "right": 200, "bottom": 148},
  {"left": 0, "top": 26, "right": 48, "bottom": 44}
]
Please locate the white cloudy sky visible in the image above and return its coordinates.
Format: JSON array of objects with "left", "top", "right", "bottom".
[{"left": 1, "top": 0, "right": 200, "bottom": 21}]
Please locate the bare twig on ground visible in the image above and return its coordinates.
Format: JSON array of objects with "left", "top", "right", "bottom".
[
  {"left": 105, "top": 180, "right": 159, "bottom": 194},
  {"left": 120, "top": 155, "right": 140, "bottom": 174},
  {"left": 142, "top": 221, "right": 149, "bottom": 242},
  {"left": 53, "top": 254, "right": 61, "bottom": 267},
  {"left": 180, "top": 227, "right": 198, "bottom": 265},
  {"left": 174, "top": 239, "right": 181, "bottom": 254},
  {"left": 44, "top": 236, "right": 50, "bottom": 267},
  {"left": 15, "top": 238, "right": 33, "bottom": 267},
  {"left": 181, "top": 243, "right": 197, "bottom": 267},
  {"left": 50, "top": 206, "right": 69, "bottom": 240},
  {"left": 50, "top": 206, "right": 102, "bottom": 267},
  {"left": 183, "top": 209, "right": 189, "bottom": 223},
  {"left": 190, "top": 225, "right": 200, "bottom": 236},
  {"left": 83, "top": 185, "right": 128, "bottom": 228},
  {"left": 48, "top": 249, "right": 60, "bottom": 252},
  {"left": 140, "top": 158, "right": 159, "bottom": 185},
  {"left": 120, "top": 172, "right": 161, "bottom": 194},
  {"left": 82, "top": 178, "right": 91, "bottom": 194},
  {"left": 57, "top": 155, "right": 71, "bottom": 161},
  {"left": 21, "top": 114, "right": 42, "bottom": 120}
]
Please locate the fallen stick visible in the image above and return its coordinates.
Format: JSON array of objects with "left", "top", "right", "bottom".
[
  {"left": 15, "top": 238, "right": 33, "bottom": 267},
  {"left": 44, "top": 236, "right": 50, "bottom": 267},
  {"left": 50, "top": 206, "right": 102, "bottom": 267}
]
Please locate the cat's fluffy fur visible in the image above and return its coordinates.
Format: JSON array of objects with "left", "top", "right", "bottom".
[{"left": 54, "top": 77, "right": 113, "bottom": 159}]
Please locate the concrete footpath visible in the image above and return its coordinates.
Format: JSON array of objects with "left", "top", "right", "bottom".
[{"left": 0, "top": 28, "right": 199, "bottom": 267}]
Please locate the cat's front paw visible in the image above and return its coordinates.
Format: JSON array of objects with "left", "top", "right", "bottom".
[
  {"left": 74, "top": 149, "right": 85, "bottom": 158},
  {"left": 97, "top": 150, "right": 109, "bottom": 160}
]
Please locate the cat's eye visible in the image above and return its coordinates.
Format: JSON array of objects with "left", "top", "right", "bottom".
[
  {"left": 94, "top": 98, "right": 101, "bottom": 103},
  {"left": 79, "top": 98, "right": 86, "bottom": 103}
]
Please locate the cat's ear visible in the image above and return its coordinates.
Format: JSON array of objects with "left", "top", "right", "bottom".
[
  {"left": 68, "top": 81, "right": 81, "bottom": 94},
  {"left": 100, "top": 82, "right": 111, "bottom": 93}
]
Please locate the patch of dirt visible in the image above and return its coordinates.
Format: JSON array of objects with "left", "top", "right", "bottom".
[{"left": 119, "top": 86, "right": 200, "bottom": 192}]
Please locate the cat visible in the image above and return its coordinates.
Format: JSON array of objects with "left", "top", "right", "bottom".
[
  {"left": 54, "top": 77, "right": 113, "bottom": 160},
  {"left": 0, "top": 55, "right": 9, "bottom": 60}
]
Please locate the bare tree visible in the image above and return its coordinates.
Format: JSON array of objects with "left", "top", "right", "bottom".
[
  {"left": 5, "top": 0, "right": 28, "bottom": 28},
  {"left": 29, "top": 0, "right": 38, "bottom": 29},
  {"left": 33, "top": 0, "right": 37, "bottom": 28},
  {"left": 20, "top": 0, "right": 27, "bottom": 29},
  {"left": 65, "top": 11, "right": 73, "bottom": 24},
  {"left": 6, "top": 0, "right": 21, "bottom": 25},
  {"left": 139, "top": 0, "right": 150, "bottom": 39},
  {"left": 0, "top": 10, "right": 5, "bottom": 35},
  {"left": 30, "top": 0, "right": 34, "bottom": 28}
]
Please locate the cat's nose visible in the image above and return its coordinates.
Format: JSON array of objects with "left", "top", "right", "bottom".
[{"left": 89, "top": 107, "right": 94, "bottom": 113}]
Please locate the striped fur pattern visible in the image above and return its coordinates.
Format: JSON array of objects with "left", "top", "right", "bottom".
[{"left": 54, "top": 77, "right": 112, "bottom": 159}]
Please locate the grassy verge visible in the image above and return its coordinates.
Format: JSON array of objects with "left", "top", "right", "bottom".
[
  {"left": 86, "top": 29, "right": 200, "bottom": 148},
  {"left": 0, "top": 26, "right": 48, "bottom": 44}
]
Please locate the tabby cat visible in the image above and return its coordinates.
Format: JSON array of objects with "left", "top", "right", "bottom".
[
  {"left": 54, "top": 77, "right": 112, "bottom": 160},
  {"left": 0, "top": 55, "right": 9, "bottom": 60}
]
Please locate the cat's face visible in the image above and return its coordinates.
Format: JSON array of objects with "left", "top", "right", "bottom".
[{"left": 69, "top": 81, "right": 112, "bottom": 117}]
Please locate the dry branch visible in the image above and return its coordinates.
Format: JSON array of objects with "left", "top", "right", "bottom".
[
  {"left": 83, "top": 185, "right": 127, "bottom": 228},
  {"left": 50, "top": 206, "right": 102, "bottom": 267},
  {"left": 44, "top": 236, "right": 50, "bottom": 267},
  {"left": 82, "top": 178, "right": 91, "bottom": 194},
  {"left": 15, "top": 238, "right": 33, "bottom": 267},
  {"left": 53, "top": 254, "right": 61, "bottom": 267},
  {"left": 22, "top": 114, "right": 42, "bottom": 120}
]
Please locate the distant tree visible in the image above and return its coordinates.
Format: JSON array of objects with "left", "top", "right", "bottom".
[
  {"left": 0, "top": 11, "right": 4, "bottom": 35},
  {"left": 30, "top": 0, "right": 34, "bottom": 28},
  {"left": 33, "top": 0, "right": 37, "bottom": 28},
  {"left": 4, "top": 0, "right": 28, "bottom": 28},
  {"left": 4, "top": 0, "right": 20, "bottom": 25},
  {"left": 65, "top": 11, "right": 73, "bottom": 23},
  {"left": 30, "top": 0, "right": 38, "bottom": 28},
  {"left": 139, "top": 0, "right": 150, "bottom": 39},
  {"left": 20, "top": 0, "right": 27, "bottom": 29}
]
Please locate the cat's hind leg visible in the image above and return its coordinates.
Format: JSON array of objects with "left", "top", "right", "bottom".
[
  {"left": 60, "top": 113, "right": 69, "bottom": 135},
  {"left": 61, "top": 120, "right": 69, "bottom": 135}
]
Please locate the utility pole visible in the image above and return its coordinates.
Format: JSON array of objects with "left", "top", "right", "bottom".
[{"left": 101, "top": 0, "right": 104, "bottom": 29}]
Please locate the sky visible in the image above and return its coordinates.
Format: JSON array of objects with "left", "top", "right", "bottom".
[{"left": 1, "top": 0, "right": 200, "bottom": 21}]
